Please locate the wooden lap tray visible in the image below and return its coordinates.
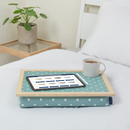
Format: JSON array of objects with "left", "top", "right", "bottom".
[{"left": 16, "top": 70, "right": 115, "bottom": 107}]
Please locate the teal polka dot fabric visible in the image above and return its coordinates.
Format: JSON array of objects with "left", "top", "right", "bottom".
[
  {"left": 19, "top": 71, "right": 111, "bottom": 108},
  {"left": 19, "top": 97, "right": 110, "bottom": 107},
  {"left": 22, "top": 71, "right": 108, "bottom": 92}
]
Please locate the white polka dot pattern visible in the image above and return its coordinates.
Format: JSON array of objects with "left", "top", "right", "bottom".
[
  {"left": 19, "top": 71, "right": 111, "bottom": 108},
  {"left": 27, "top": 98, "right": 30, "bottom": 101},
  {"left": 100, "top": 98, "right": 103, "bottom": 101},
  {"left": 52, "top": 98, "right": 55, "bottom": 101},
  {"left": 22, "top": 71, "right": 108, "bottom": 93},
  {"left": 76, "top": 98, "right": 79, "bottom": 101},
  {"left": 88, "top": 98, "right": 91, "bottom": 101},
  {"left": 64, "top": 99, "right": 67, "bottom": 101},
  {"left": 19, "top": 97, "right": 111, "bottom": 107}
]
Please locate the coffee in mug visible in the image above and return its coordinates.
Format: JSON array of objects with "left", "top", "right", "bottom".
[
  {"left": 83, "top": 58, "right": 106, "bottom": 77},
  {"left": 85, "top": 61, "right": 98, "bottom": 63}
]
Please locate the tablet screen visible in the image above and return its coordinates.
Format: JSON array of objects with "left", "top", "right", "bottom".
[{"left": 26, "top": 74, "right": 85, "bottom": 91}]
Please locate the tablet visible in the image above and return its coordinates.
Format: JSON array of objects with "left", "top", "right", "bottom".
[{"left": 26, "top": 74, "right": 86, "bottom": 91}]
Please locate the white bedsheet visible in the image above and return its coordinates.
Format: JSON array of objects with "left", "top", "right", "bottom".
[{"left": 0, "top": 49, "right": 130, "bottom": 130}]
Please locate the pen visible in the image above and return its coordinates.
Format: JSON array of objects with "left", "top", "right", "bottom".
[{"left": 76, "top": 73, "right": 89, "bottom": 85}]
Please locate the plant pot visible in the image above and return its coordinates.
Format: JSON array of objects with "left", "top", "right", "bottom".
[{"left": 18, "top": 23, "right": 37, "bottom": 45}]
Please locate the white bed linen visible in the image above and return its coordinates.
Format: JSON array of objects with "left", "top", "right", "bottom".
[
  {"left": 79, "top": 1, "right": 130, "bottom": 67},
  {"left": 0, "top": 49, "right": 130, "bottom": 130}
]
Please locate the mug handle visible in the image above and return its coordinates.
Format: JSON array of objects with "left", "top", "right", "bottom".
[{"left": 99, "top": 62, "right": 106, "bottom": 75}]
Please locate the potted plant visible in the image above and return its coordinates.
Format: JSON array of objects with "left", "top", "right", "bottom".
[{"left": 3, "top": 3, "right": 47, "bottom": 45}]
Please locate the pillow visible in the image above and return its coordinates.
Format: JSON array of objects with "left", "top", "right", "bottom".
[{"left": 79, "top": 1, "right": 130, "bottom": 67}]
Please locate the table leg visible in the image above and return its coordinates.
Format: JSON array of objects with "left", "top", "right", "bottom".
[{"left": 28, "top": 45, "right": 30, "bottom": 53}]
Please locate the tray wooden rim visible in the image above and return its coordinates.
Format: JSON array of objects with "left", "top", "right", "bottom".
[{"left": 16, "top": 69, "right": 115, "bottom": 97}]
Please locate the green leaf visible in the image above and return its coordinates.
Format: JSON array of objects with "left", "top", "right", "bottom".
[
  {"left": 10, "top": 18, "right": 18, "bottom": 24},
  {"left": 3, "top": 17, "right": 9, "bottom": 25},
  {"left": 24, "top": 24, "right": 31, "bottom": 31},
  {"left": 34, "top": 6, "right": 41, "bottom": 9},
  {"left": 34, "top": 14, "right": 38, "bottom": 19},
  {"left": 14, "top": 15, "right": 20, "bottom": 18},
  {"left": 25, "top": 9, "right": 36, "bottom": 16},
  {"left": 14, "top": 15, "right": 21, "bottom": 20},
  {"left": 13, "top": 9, "right": 24, "bottom": 14},
  {"left": 17, "top": 17, "right": 21, "bottom": 20},
  {"left": 24, "top": 7, "right": 34, "bottom": 10},
  {"left": 40, "top": 13, "right": 47, "bottom": 19},
  {"left": 8, "top": 3, "right": 18, "bottom": 6},
  {"left": 24, "top": 6, "right": 41, "bottom": 10}
]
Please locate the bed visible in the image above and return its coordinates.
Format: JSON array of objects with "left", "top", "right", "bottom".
[{"left": 0, "top": 0, "right": 130, "bottom": 130}]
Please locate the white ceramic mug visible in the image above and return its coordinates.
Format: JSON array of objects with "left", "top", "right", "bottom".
[{"left": 83, "top": 58, "right": 106, "bottom": 77}]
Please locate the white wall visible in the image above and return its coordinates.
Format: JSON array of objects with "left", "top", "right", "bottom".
[
  {"left": 27, "top": 0, "right": 81, "bottom": 49},
  {"left": 0, "top": 0, "right": 26, "bottom": 66},
  {"left": 0, "top": 0, "right": 81, "bottom": 66}
]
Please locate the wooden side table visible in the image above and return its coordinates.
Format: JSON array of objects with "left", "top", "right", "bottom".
[{"left": 0, "top": 38, "right": 61, "bottom": 58}]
